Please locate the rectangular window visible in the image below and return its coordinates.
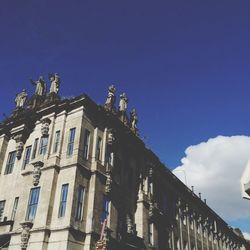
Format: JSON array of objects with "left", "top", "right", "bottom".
[
  {"left": 101, "top": 195, "right": 110, "bottom": 223},
  {"left": 83, "top": 129, "right": 90, "bottom": 160},
  {"left": 26, "top": 187, "right": 40, "bottom": 221},
  {"left": 53, "top": 130, "right": 61, "bottom": 153},
  {"left": 75, "top": 185, "right": 85, "bottom": 221},
  {"left": 0, "top": 200, "right": 6, "bottom": 221},
  {"left": 39, "top": 137, "right": 48, "bottom": 155},
  {"left": 5, "top": 151, "right": 16, "bottom": 174},
  {"left": 67, "top": 128, "right": 76, "bottom": 156},
  {"left": 148, "top": 222, "right": 154, "bottom": 245},
  {"left": 11, "top": 197, "right": 19, "bottom": 220},
  {"left": 22, "top": 146, "right": 32, "bottom": 169},
  {"left": 32, "top": 138, "right": 39, "bottom": 159},
  {"left": 96, "top": 137, "right": 102, "bottom": 161},
  {"left": 58, "top": 184, "right": 69, "bottom": 217}
]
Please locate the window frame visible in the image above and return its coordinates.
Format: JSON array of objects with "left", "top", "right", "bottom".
[
  {"left": 83, "top": 129, "right": 90, "bottom": 160},
  {"left": 58, "top": 184, "right": 69, "bottom": 218},
  {"left": 22, "top": 146, "right": 32, "bottom": 169},
  {"left": 32, "top": 138, "right": 39, "bottom": 159},
  {"left": 96, "top": 136, "right": 102, "bottom": 161},
  {"left": 67, "top": 128, "right": 76, "bottom": 156},
  {"left": 4, "top": 151, "right": 16, "bottom": 174},
  {"left": 11, "top": 197, "right": 19, "bottom": 220},
  {"left": 75, "top": 185, "right": 85, "bottom": 221},
  {"left": 101, "top": 195, "right": 110, "bottom": 223},
  {"left": 26, "top": 187, "right": 40, "bottom": 221},
  {"left": 39, "top": 137, "right": 48, "bottom": 155},
  {"left": 53, "top": 130, "right": 61, "bottom": 153}
]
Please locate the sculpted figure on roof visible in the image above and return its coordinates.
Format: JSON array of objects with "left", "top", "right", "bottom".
[
  {"left": 119, "top": 92, "right": 128, "bottom": 112},
  {"left": 104, "top": 85, "right": 116, "bottom": 111},
  {"left": 15, "top": 89, "right": 28, "bottom": 108},
  {"left": 49, "top": 73, "right": 60, "bottom": 94},
  {"left": 30, "top": 76, "right": 46, "bottom": 96}
]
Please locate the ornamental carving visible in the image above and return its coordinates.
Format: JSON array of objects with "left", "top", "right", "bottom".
[
  {"left": 32, "top": 161, "right": 44, "bottom": 186},
  {"left": 20, "top": 221, "right": 33, "bottom": 250},
  {"left": 126, "top": 214, "right": 136, "bottom": 234},
  {"left": 107, "top": 129, "right": 115, "bottom": 146},
  {"left": 41, "top": 118, "right": 51, "bottom": 137},
  {"left": 105, "top": 171, "right": 112, "bottom": 195},
  {"left": 16, "top": 141, "right": 24, "bottom": 160},
  {"left": 11, "top": 125, "right": 31, "bottom": 160}
]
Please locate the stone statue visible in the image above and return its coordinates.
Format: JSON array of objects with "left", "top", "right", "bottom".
[
  {"left": 104, "top": 85, "right": 116, "bottom": 111},
  {"left": 49, "top": 73, "right": 60, "bottom": 94},
  {"left": 119, "top": 93, "right": 128, "bottom": 112},
  {"left": 30, "top": 76, "right": 46, "bottom": 96},
  {"left": 130, "top": 109, "right": 138, "bottom": 134},
  {"left": 15, "top": 89, "right": 28, "bottom": 108}
]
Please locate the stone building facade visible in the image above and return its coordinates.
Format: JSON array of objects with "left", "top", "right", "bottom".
[{"left": 0, "top": 77, "right": 249, "bottom": 249}]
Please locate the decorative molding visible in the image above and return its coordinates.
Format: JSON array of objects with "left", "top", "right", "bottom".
[
  {"left": 20, "top": 221, "right": 33, "bottom": 250},
  {"left": 32, "top": 161, "right": 44, "bottom": 186}
]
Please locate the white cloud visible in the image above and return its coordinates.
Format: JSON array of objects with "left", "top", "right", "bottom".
[
  {"left": 243, "top": 232, "right": 250, "bottom": 241},
  {"left": 173, "top": 135, "right": 250, "bottom": 221}
]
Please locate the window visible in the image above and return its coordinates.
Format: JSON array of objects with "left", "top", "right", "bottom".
[
  {"left": 26, "top": 187, "right": 40, "bottom": 221},
  {"left": 32, "top": 138, "right": 39, "bottom": 159},
  {"left": 83, "top": 129, "right": 90, "bottom": 160},
  {"left": 5, "top": 151, "right": 16, "bottom": 174},
  {"left": 11, "top": 197, "right": 19, "bottom": 220},
  {"left": 22, "top": 146, "right": 32, "bottom": 169},
  {"left": 148, "top": 222, "right": 154, "bottom": 245},
  {"left": 53, "top": 130, "right": 61, "bottom": 153},
  {"left": 101, "top": 195, "right": 110, "bottom": 223},
  {"left": 75, "top": 185, "right": 85, "bottom": 221},
  {"left": 39, "top": 137, "right": 48, "bottom": 155},
  {"left": 96, "top": 137, "right": 102, "bottom": 160},
  {"left": 58, "top": 184, "right": 69, "bottom": 217},
  {"left": 0, "top": 200, "right": 6, "bottom": 221},
  {"left": 67, "top": 128, "right": 76, "bottom": 156}
]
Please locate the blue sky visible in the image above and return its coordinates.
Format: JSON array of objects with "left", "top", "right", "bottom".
[{"left": 1, "top": 0, "right": 250, "bottom": 235}]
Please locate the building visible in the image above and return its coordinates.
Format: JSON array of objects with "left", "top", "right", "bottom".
[{"left": 0, "top": 75, "right": 249, "bottom": 250}]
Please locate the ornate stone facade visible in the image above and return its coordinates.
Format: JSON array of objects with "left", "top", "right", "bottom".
[{"left": 0, "top": 79, "right": 248, "bottom": 250}]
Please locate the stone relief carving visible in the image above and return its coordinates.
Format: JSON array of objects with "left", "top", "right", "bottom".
[
  {"left": 16, "top": 141, "right": 24, "bottom": 160},
  {"left": 30, "top": 76, "right": 46, "bottom": 96},
  {"left": 126, "top": 214, "right": 136, "bottom": 235},
  {"left": 104, "top": 85, "right": 116, "bottom": 111},
  {"left": 105, "top": 171, "right": 112, "bottom": 195},
  {"left": 12, "top": 134, "right": 25, "bottom": 160},
  {"left": 32, "top": 161, "right": 44, "bottom": 186},
  {"left": 41, "top": 118, "right": 51, "bottom": 137},
  {"left": 15, "top": 89, "right": 28, "bottom": 109},
  {"left": 20, "top": 221, "right": 33, "bottom": 250},
  {"left": 107, "top": 129, "right": 115, "bottom": 146}
]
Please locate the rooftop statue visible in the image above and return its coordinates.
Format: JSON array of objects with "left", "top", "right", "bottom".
[
  {"left": 15, "top": 89, "right": 28, "bottom": 109},
  {"left": 30, "top": 76, "right": 46, "bottom": 96},
  {"left": 49, "top": 73, "right": 60, "bottom": 94},
  {"left": 119, "top": 92, "right": 128, "bottom": 112},
  {"left": 104, "top": 85, "right": 116, "bottom": 111},
  {"left": 130, "top": 109, "right": 138, "bottom": 134}
]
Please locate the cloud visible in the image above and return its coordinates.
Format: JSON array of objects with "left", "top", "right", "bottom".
[
  {"left": 173, "top": 135, "right": 250, "bottom": 222},
  {"left": 243, "top": 232, "right": 250, "bottom": 241}
]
